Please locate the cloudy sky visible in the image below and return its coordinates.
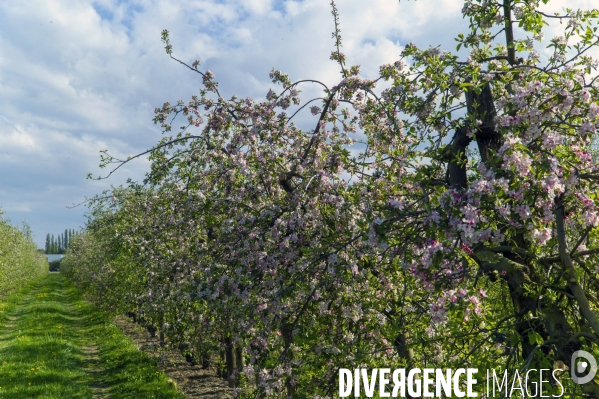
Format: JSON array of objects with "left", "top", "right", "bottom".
[{"left": 0, "top": 0, "right": 594, "bottom": 248}]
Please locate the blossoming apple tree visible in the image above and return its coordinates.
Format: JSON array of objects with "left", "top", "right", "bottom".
[{"left": 62, "top": 0, "right": 599, "bottom": 396}]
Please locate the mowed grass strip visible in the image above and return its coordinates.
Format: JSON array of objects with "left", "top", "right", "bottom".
[{"left": 0, "top": 273, "right": 185, "bottom": 399}]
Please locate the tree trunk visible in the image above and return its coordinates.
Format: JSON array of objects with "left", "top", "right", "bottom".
[
  {"left": 465, "top": 83, "right": 500, "bottom": 163},
  {"left": 225, "top": 336, "right": 236, "bottom": 388},
  {"left": 282, "top": 324, "right": 296, "bottom": 398},
  {"left": 446, "top": 126, "right": 471, "bottom": 190},
  {"left": 461, "top": 82, "right": 551, "bottom": 397},
  {"left": 235, "top": 346, "right": 243, "bottom": 374}
]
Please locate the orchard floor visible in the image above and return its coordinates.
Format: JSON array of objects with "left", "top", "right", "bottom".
[
  {"left": 0, "top": 274, "right": 229, "bottom": 399},
  {"left": 112, "top": 316, "right": 230, "bottom": 398}
]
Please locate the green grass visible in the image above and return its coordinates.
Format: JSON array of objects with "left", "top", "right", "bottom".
[{"left": 0, "top": 274, "right": 185, "bottom": 399}]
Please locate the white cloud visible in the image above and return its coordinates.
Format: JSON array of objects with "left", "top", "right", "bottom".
[{"left": 3, "top": 204, "right": 32, "bottom": 213}]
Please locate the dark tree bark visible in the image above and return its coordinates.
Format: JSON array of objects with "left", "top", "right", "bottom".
[
  {"left": 225, "top": 336, "right": 236, "bottom": 387},
  {"left": 446, "top": 126, "right": 471, "bottom": 190},
  {"left": 465, "top": 84, "right": 500, "bottom": 163}
]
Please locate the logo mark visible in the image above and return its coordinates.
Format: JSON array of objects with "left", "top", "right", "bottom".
[{"left": 571, "top": 350, "right": 598, "bottom": 385}]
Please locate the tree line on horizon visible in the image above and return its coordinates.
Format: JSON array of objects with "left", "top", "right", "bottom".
[{"left": 45, "top": 229, "right": 80, "bottom": 254}]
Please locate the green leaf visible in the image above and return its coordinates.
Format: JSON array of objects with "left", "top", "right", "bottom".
[{"left": 529, "top": 332, "right": 544, "bottom": 346}]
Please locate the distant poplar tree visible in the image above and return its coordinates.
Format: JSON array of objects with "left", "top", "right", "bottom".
[
  {"left": 45, "top": 228, "right": 81, "bottom": 253},
  {"left": 45, "top": 234, "right": 50, "bottom": 254}
]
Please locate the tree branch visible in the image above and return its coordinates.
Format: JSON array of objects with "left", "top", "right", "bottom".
[{"left": 556, "top": 201, "right": 599, "bottom": 339}]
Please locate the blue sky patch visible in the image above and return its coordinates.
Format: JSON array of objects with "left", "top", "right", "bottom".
[{"left": 92, "top": 2, "right": 114, "bottom": 21}]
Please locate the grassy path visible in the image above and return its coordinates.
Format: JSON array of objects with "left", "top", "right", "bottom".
[{"left": 0, "top": 274, "right": 185, "bottom": 399}]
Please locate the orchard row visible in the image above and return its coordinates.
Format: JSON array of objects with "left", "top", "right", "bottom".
[
  {"left": 0, "top": 214, "right": 47, "bottom": 296},
  {"left": 62, "top": 1, "right": 599, "bottom": 397}
]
